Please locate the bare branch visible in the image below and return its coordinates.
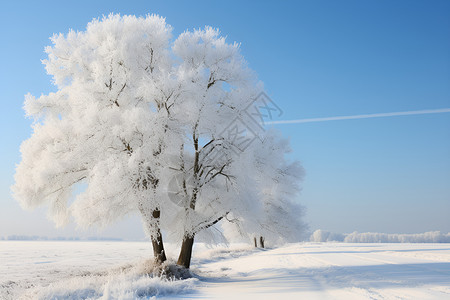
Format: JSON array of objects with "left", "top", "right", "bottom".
[{"left": 193, "top": 212, "right": 229, "bottom": 234}]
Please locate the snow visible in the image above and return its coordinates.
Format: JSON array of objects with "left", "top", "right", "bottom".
[{"left": 1, "top": 241, "right": 450, "bottom": 299}]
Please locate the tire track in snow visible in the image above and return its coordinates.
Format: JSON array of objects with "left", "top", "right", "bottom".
[
  {"left": 297, "top": 252, "right": 391, "bottom": 300},
  {"left": 339, "top": 251, "right": 450, "bottom": 299},
  {"left": 299, "top": 247, "right": 450, "bottom": 300},
  {"left": 342, "top": 251, "right": 450, "bottom": 276}
]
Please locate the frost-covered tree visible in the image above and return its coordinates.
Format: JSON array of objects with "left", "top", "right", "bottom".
[
  {"left": 12, "top": 14, "right": 178, "bottom": 264},
  {"left": 13, "top": 14, "right": 306, "bottom": 270},
  {"left": 162, "top": 28, "right": 306, "bottom": 268},
  {"left": 164, "top": 27, "right": 260, "bottom": 268}
]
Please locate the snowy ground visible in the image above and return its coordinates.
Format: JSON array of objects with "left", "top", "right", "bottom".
[{"left": 1, "top": 241, "right": 450, "bottom": 299}]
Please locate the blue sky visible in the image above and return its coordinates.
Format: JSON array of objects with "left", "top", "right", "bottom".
[{"left": 1, "top": 0, "right": 449, "bottom": 239}]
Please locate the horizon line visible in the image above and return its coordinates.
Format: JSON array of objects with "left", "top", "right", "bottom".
[{"left": 266, "top": 108, "right": 450, "bottom": 125}]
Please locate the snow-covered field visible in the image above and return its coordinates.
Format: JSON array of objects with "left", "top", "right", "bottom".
[{"left": 1, "top": 241, "right": 450, "bottom": 299}]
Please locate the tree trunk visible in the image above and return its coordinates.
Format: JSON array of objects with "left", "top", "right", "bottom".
[
  {"left": 150, "top": 209, "right": 167, "bottom": 264},
  {"left": 176, "top": 135, "right": 198, "bottom": 269},
  {"left": 151, "top": 229, "right": 166, "bottom": 264},
  {"left": 177, "top": 235, "right": 195, "bottom": 268},
  {"left": 254, "top": 237, "right": 258, "bottom": 247},
  {"left": 259, "top": 236, "right": 265, "bottom": 248}
]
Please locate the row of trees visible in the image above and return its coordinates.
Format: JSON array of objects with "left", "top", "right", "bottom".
[{"left": 12, "top": 14, "right": 306, "bottom": 269}]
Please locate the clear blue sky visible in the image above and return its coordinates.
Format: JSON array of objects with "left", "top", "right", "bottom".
[{"left": 1, "top": 0, "right": 449, "bottom": 239}]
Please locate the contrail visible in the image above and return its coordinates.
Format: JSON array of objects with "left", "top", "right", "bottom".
[{"left": 266, "top": 108, "right": 450, "bottom": 125}]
